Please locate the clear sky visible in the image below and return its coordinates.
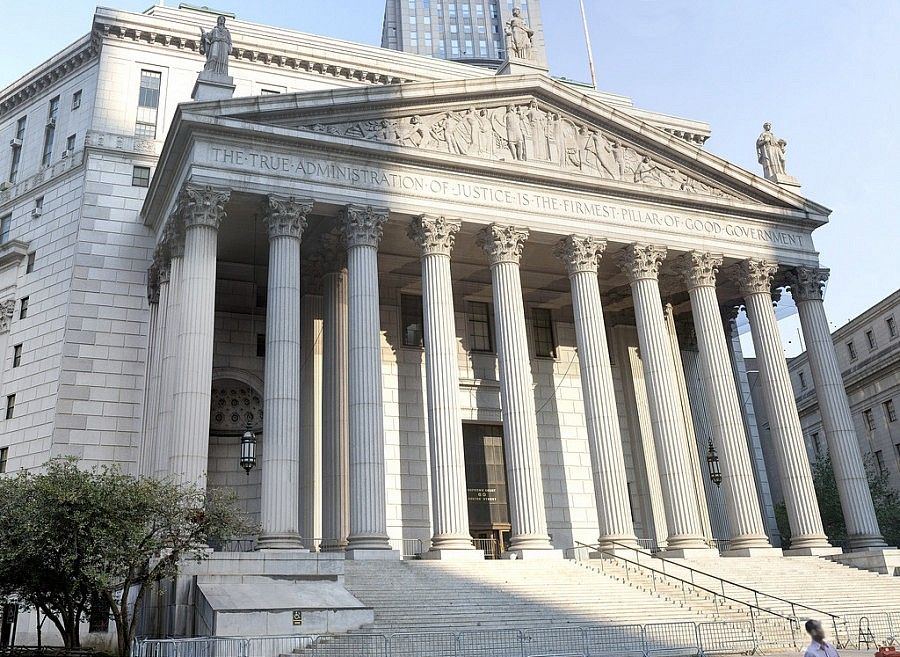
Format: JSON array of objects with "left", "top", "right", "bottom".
[{"left": 3, "top": 0, "right": 898, "bottom": 356}]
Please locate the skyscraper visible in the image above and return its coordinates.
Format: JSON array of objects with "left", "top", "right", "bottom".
[{"left": 382, "top": 0, "right": 547, "bottom": 68}]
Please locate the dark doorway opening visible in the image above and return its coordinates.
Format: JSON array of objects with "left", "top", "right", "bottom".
[{"left": 463, "top": 423, "right": 511, "bottom": 559}]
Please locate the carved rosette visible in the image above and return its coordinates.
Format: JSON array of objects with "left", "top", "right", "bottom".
[
  {"left": 0, "top": 299, "right": 15, "bottom": 334},
  {"left": 734, "top": 258, "right": 779, "bottom": 297},
  {"left": 340, "top": 204, "right": 389, "bottom": 248},
  {"left": 618, "top": 243, "right": 667, "bottom": 282},
  {"left": 476, "top": 223, "right": 529, "bottom": 265},
  {"left": 264, "top": 195, "right": 313, "bottom": 240},
  {"left": 554, "top": 235, "right": 607, "bottom": 276},
  {"left": 179, "top": 183, "right": 231, "bottom": 230},
  {"left": 785, "top": 266, "right": 829, "bottom": 302},
  {"left": 407, "top": 215, "right": 461, "bottom": 257},
  {"left": 677, "top": 251, "right": 723, "bottom": 289}
]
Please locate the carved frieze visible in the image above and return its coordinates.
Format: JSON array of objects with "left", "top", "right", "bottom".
[
  {"left": 619, "top": 243, "right": 667, "bottom": 282},
  {"left": 785, "top": 266, "right": 829, "bottom": 302},
  {"left": 554, "top": 235, "right": 607, "bottom": 276},
  {"left": 408, "top": 215, "right": 461, "bottom": 257},
  {"left": 301, "top": 100, "right": 735, "bottom": 200},
  {"left": 476, "top": 224, "right": 529, "bottom": 266}
]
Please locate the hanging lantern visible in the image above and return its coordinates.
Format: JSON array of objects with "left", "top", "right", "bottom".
[
  {"left": 240, "top": 424, "right": 257, "bottom": 475},
  {"left": 706, "top": 438, "right": 722, "bottom": 487}
]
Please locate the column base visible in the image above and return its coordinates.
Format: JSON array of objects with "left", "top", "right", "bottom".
[
  {"left": 256, "top": 532, "right": 307, "bottom": 551},
  {"left": 826, "top": 548, "right": 900, "bottom": 575},
  {"left": 663, "top": 547, "right": 721, "bottom": 559},
  {"left": 503, "top": 549, "right": 564, "bottom": 560},
  {"left": 784, "top": 546, "right": 843, "bottom": 557},
  {"left": 421, "top": 549, "right": 486, "bottom": 561},
  {"left": 723, "top": 547, "right": 783, "bottom": 558},
  {"left": 846, "top": 535, "right": 889, "bottom": 551},
  {"left": 345, "top": 548, "right": 401, "bottom": 561}
]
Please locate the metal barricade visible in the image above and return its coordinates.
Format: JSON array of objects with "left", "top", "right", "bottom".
[
  {"left": 312, "top": 634, "right": 389, "bottom": 657},
  {"left": 174, "top": 637, "right": 247, "bottom": 657},
  {"left": 697, "top": 621, "right": 755, "bottom": 656},
  {"left": 839, "top": 612, "right": 896, "bottom": 650},
  {"left": 245, "top": 635, "right": 316, "bottom": 657},
  {"left": 752, "top": 615, "right": 799, "bottom": 651},
  {"left": 521, "top": 627, "right": 583, "bottom": 657},
  {"left": 457, "top": 629, "right": 523, "bottom": 657},
  {"left": 389, "top": 633, "right": 457, "bottom": 657},
  {"left": 582, "top": 624, "right": 644, "bottom": 657},
  {"left": 642, "top": 623, "right": 700, "bottom": 657}
]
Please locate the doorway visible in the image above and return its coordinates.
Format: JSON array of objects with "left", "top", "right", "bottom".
[{"left": 462, "top": 423, "right": 511, "bottom": 559}]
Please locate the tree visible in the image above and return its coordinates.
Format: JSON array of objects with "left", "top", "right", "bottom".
[
  {"left": 0, "top": 459, "right": 254, "bottom": 655},
  {"left": 774, "top": 453, "right": 900, "bottom": 548}
]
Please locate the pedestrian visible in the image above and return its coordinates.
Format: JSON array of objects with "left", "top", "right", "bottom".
[{"left": 804, "top": 619, "right": 840, "bottom": 657}]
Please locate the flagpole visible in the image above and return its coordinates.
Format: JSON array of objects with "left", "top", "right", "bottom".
[{"left": 579, "top": 0, "right": 598, "bottom": 89}]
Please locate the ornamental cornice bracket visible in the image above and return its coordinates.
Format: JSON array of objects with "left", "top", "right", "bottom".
[
  {"left": 263, "top": 195, "right": 313, "bottom": 240},
  {"left": 408, "top": 215, "right": 461, "bottom": 257},
  {"left": 675, "top": 251, "right": 723, "bottom": 289},
  {"left": 476, "top": 223, "right": 529, "bottom": 266},
  {"left": 554, "top": 234, "right": 607, "bottom": 276},
  {"left": 785, "top": 266, "right": 829, "bottom": 302},
  {"left": 618, "top": 243, "right": 667, "bottom": 283}
]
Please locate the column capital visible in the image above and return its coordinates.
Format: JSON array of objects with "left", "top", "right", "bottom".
[
  {"left": 157, "top": 260, "right": 171, "bottom": 286},
  {"left": 676, "top": 251, "right": 723, "bottom": 289},
  {"left": 476, "top": 223, "right": 529, "bottom": 265},
  {"left": 147, "top": 261, "right": 161, "bottom": 305},
  {"left": 179, "top": 183, "right": 231, "bottom": 230},
  {"left": 162, "top": 214, "right": 185, "bottom": 259},
  {"left": 554, "top": 235, "right": 607, "bottom": 275},
  {"left": 340, "top": 204, "right": 389, "bottom": 248},
  {"left": 318, "top": 228, "right": 347, "bottom": 273},
  {"left": 618, "top": 243, "right": 667, "bottom": 282},
  {"left": 408, "top": 215, "right": 461, "bottom": 257},
  {"left": 264, "top": 195, "right": 313, "bottom": 240},
  {"left": 734, "top": 258, "right": 778, "bottom": 297},
  {"left": 785, "top": 266, "right": 830, "bottom": 302}
]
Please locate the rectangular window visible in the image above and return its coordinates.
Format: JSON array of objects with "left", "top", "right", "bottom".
[
  {"left": 467, "top": 301, "right": 493, "bottom": 352},
  {"left": 35, "top": 196, "right": 44, "bottom": 212},
  {"left": 12, "top": 344, "right": 22, "bottom": 368},
  {"left": 811, "top": 432, "right": 821, "bottom": 457},
  {"left": 875, "top": 450, "right": 886, "bottom": 475},
  {"left": 0, "top": 447, "right": 7, "bottom": 473},
  {"left": 41, "top": 96, "right": 60, "bottom": 167},
  {"left": 888, "top": 316, "right": 897, "bottom": 338},
  {"left": 135, "top": 70, "right": 162, "bottom": 139},
  {"left": 26, "top": 252, "right": 35, "bottom": 274},
  {"left": 885, "top": 399, "right": 897, "bottom": 423},
  {"left": 847, "top": 341, "right": 857, "bottom": 361},
  {"left": 0, "top": 215, "right": 10, "bottom": 244},
  {"left": 132, "top": 165, "right": 151, "bottom": 188},
  {"left": 532, "top": 308, "right": 556, "bottom": 358},
  {"left": 8, "top": 116, "right": 25, "bottom": 183},
  {"left": 400, "top": 294, "right": 424, "bottom": 348},
  {"left": 866, "top": 329, "right": 877, "bottom": 350},
  {"left": 65, "top": 134, "right": 76, "bottom": 153},
  {"left": 5, "top": 395, "right": 15, "bottom": 420},
  {"left": 863, "top": 408, "right": 876, "bottom": 432},
  {"left": 256, "top": 333, "right": 266, "bottom": 358},
  {"left": 72, "top": 90, "right": 82, "bottom": 110},
  {"left": 18, "top": 297, "right": 28, "bottom": 320}
]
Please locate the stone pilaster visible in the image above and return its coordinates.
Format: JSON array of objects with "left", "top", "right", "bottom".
[
  {"left": 786, "top": 266, "right": 886, "bottom": 549},
  {"left": 619, "top": 243, "right": 709, "bottom": 553},
  {"left": 340, "top": 205, "right": 395, "bottom": 557},
  {"left": 477, "top": 224, "right": 557, "bottom": 556},
  {"left": 409, "top": 216, "right": 478, "bottom": 557},
  {"left": 555, "top": 235, "right": 638, "bottom": 549},
  {"left": 677, "top": 252, "right": 775, "bottom": 555},
  {"left": 156, "top": 220, "right": 183, "bottom": 478},
  {"left": 735, "top": 259, "right": 833, "bottom": 554},
  {"left": 258, "top": 196, "right": 313, "bottom": 549},
  {"left": 320, "top": 230, "right": 350, "bottom": 551}
]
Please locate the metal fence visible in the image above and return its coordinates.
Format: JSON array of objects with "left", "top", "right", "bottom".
[{"left": 136, "top": 617, "right": 833, "bottom": 657}]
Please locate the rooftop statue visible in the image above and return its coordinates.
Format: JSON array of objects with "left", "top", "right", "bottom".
[
  {"left": 200, "top": 16, "right": 233, "bottom": 78},
  {"left": 505, "top": 7, "right": 535, "bottom": 61},
  {"left": 756, "top": 122, "right": 788, "bottom": 180}
]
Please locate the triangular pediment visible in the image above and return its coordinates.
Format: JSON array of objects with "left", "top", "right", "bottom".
[{"left": 182, "top": 76, "right": 830, "bottom": 218}]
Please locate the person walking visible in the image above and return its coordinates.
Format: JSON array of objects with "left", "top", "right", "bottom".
[{"left": 804, "top": 619, "right": 840, "bottom": 657}]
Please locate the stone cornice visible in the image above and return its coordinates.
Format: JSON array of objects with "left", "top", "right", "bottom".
[
  {"left": 0, "top": 150, "right": 85, "bottom": 210},
  {"left": 0, "top": 241, "right": 31, "bottom": 270}
]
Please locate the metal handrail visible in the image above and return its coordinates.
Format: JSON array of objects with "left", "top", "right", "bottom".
[{"left": 602, "top": 539, "right": 840, "bottom": 623}]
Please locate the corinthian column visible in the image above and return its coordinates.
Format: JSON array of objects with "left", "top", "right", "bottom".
[
  {"left": 340, "top": 205, "right": 395, "bottom": 558},
  {"left": 257, "top": 196, "right": 313, "bottom": 550},
  {"left": 555, "top": 235, "right": 638, "bottom": 549},
  {"left": 409, "top": 216, "right": 478, "bottom": 558},
  {"left": 619, "top": 244, "right": 711, "bottom": 555},
  {"left": 156, "top": 220, "right": 183, "bottom": 478},
  {"left": 169, "top": 184, "right": 230, "bottom": 487},
  {"left": 476, "top": 224, "right": 557, "bottom": 557},
  {"left": 320, "top": 230, "right": 350, "bottom": 551},
  {"left": 735, "top": 259, "right": 834, "bottom": 554},
  {"left": 786, "top": 267, "right": 886, "bottom": 549},
  {"left": 677, "top": 252, "right": 776, "bottom": 555}
]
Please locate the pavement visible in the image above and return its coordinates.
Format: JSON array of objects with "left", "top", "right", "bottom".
[{"left": 768, "top": 652, "right": 872, "bottom": 657}]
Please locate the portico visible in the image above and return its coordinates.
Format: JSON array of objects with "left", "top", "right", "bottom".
[{"left": 139, "top": 74, "right": 881, "bottom": 560}]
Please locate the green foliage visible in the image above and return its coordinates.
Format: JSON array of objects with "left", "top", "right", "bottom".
[
  {"left": 0, "top": 459, "right": 254, "bottom": 655},
  {"left": 774, "top": 453, "right": 900, "bottom": 548}
]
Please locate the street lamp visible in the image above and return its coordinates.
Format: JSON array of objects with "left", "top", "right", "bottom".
[
  {"left": 240, "top": 423, "right": 257, "bottom": 475},
  {"left": 706, "top": 438, "right": 722, "bottom": 487}
]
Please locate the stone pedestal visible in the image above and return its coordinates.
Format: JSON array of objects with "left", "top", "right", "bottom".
[
  {"left": 496, "top": 58, "right": 550, "bottom": 77},
  {"left": 191, "top": 72, "right": 235, "bottom": 101},
  {"left": 828, "top": 548, "right": 900, "bottom": 575}
]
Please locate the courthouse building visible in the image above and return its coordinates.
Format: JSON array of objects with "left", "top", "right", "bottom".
[{"left": 0, "top": 3, "right": 896, "bottom": 638}]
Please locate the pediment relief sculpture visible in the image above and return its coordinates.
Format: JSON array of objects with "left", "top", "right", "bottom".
[{"left": 302, "top": 101, "right": 736, "bottom": 200}]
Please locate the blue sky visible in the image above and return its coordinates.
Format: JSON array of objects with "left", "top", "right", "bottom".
[{"left": 3, "top": 1, "right": 898, "bottom": 356}]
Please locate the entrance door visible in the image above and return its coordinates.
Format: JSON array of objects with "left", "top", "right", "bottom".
[{"left": 462, "top": 423, "right": 511, "bottom": 559}]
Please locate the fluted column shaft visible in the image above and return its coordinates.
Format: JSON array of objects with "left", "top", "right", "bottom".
[
  {"left": 342, "top": 205, "right": 392, "bottom": 553},
  {"left": 788, "top": 267, "right": 885, "bottom": 549},
  {"left": 143, "top": 266, "right": 168, "bottom": 476},
  {"left": 737, "top": 259, "right": 830, "bottom": 550},
  {"left": 477, "top": 224, "right": 553, "bottom": 553},
  {"left": 258, "top": 197, "right": 312, "bottom": 549},
  {"left": 409, "top": 217, "right": 474, "bottom": 552},
  {"left": 170, "top": 185, "right": 230, "bottom": 487},
  {"left": 156, "top": 252, "right": 182, "bottom": 477},
  {"left": 620, "top": 244, "right": 707, "bottom": 550},
  {"left": 321, "top": 234, "right": 350, "bottom": 551},
  {"left": 679, "top": 252, "right": 771, "bottom": 551},
  {"left": 556, "top": 236, "right": 637, "bottom": 548}
]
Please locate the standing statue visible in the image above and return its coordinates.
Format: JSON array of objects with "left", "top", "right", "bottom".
[
  {"left": 504, "top": 106, "right": 527, "bottom": 161},
  {"left": 756, "top": 122, "right": 788, "bottom": 180},
  {"left": 200, "top": 16, "right": 233, "bottom": 78},
  {"left": 505, "top": 7, "right": 535, "bottom": 60}
]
